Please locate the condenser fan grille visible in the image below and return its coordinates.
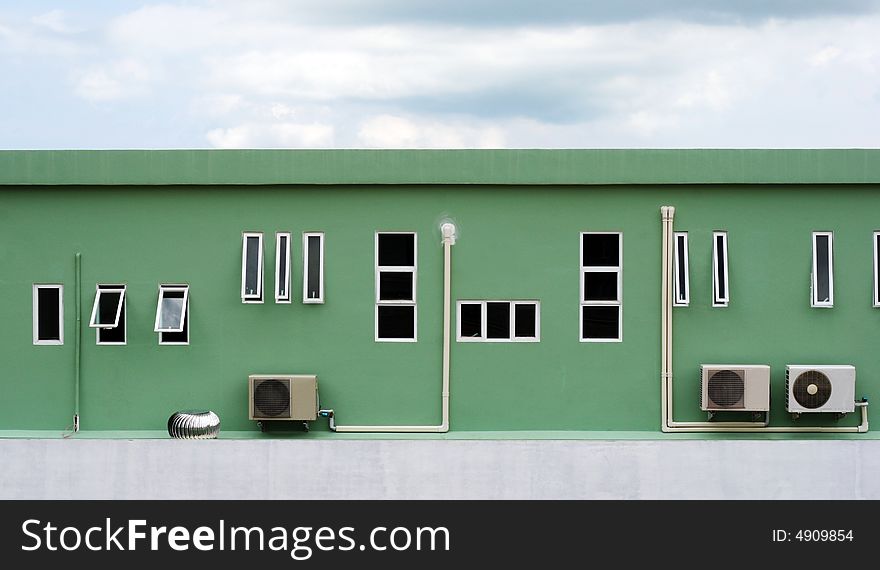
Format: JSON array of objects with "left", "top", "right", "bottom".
[
  {"left": 792, "top": 371, "right": 832, "bottom": 409},
  {"left": 253, "top": 378, "right": 291, "bottom": 418},
  {"left": 707, "top": 369, "right": 745, "bottom": 408}
]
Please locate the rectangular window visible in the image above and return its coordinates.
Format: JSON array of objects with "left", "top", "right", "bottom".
[
  {"left": 275, "top": 232, "right": 291, "bottom": 303},
  {"left": 712, "top": 231, "right": 729, "bottom": 307},
  {"left": 33, "top": 284, "right": 63, "bottom": 345},
  {"left": 874, "top": 232, "right": 880, "bottom": 308},
  {"left": 90, "top": 284, "right": 126, "bottom": 345},
  {"left": 241, "top": 232, "right": 263, "bottom": 303},
  {"left": 375, "top": 232, "right": 417, "bottom": 341},
  {"left": 581, "top": 232, "right": 622, "bottom": 342},
  {"left": 303, "top": 232, "right": 324, "bottom": 304},
  {"left": 486, "top": 302, "right": 511, "bottom": 339},
  {"left": 456, "top": 301, "right": 540, "bottom": 342},
  {"left": 155, "top": 284, "right": 189, "bottom": 345},
  {"left": 812, "top": 231, "right": 833, "bottom": 307},
  {"left": 673, "top": 232, "right": 689, "bottom": 307}
]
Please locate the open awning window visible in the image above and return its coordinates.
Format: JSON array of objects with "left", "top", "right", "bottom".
[
  {"left": 89, "top": 286, "right": 125, "bottom": 329},
  {"left": 154, "top": 285, "right": 189, "bottom": 333}
]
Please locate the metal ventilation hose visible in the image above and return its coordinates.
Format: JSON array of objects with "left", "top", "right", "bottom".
[{"left": 168, "top": 411, "right": 221, "bottom": 439}]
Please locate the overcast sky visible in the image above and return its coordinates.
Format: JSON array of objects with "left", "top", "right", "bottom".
[{"left": 1, "top": 0, "right": 878, "bottom": 148}]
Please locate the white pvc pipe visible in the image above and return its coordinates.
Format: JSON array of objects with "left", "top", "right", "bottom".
[
  {"left": 333, "top": 222, "right": 456, "bottom": 433},
  {"left": 660, "top": 206, "right": 868, "bottom": 433}
]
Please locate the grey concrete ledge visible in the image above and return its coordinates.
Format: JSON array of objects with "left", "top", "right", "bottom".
[{"left": 2, "top": 439, "right": 878, "bottom": 500}]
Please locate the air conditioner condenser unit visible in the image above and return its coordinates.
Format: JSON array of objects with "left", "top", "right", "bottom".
[
  {"left": 248, "top": 374, "right": 318, "bottom": 423},
  {"left": 786, "top": 365, "right": 855, "bottom": 414},
  {"left": 700, "top": 365, "right": 770, "bottom": 414}
]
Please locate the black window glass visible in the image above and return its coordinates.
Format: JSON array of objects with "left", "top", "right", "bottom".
[
  {"left": 245, "top": 236, "right": 261, "bottom": 296},
  {"left": 816, "top": 235, "right": 830, "bottom": 302},
  {"left": 377, "top": 305, "right": 415, "bottom": 339},
  {"left": 99, "top": 300, "right": 126, "bottom": 343},
  {"left": 715, "top": 235, "right": 726, "bottom": 301},
  {"left": 37, "top": 287, "right": 60, "bottom": 341},
  {"left": 583, "top": 234, "right": 619, "bottom": 267},
  {"left": 676, "top": 235, "right": 687, "bottom": 300},
  {"left": 277, "top": 236, "right": 288, "bottom": 298},
  {"left": 161, "top": 310, "right": 188, "bottom": 344},
  {"left": 486, "top": 302, "right": 511, "bottom": 339},
  {"left": 459, "top": 303, "right": 482, "bottom": 337},
  {"left": 582, "top": 305, "right": 619, "bottom": 340},
  {"left": 97, "top": 291, "right": 121, "bottom": 326},
  {"left": 876, "top": 235, "right": 880, "bottom": 304},
  {"left": 583, "top": 272, "right": 618, "bottom": 301},
  {"left": 378, "top": 233, "right": 415, "bottom": 266},
  {"left": 307, "top": 235, "right": 321, "bottom": 299},
  {"left": 379, "top": 272, "right": 413, "bottom": 301},
  {"left": 514, "top": 304, "right": 537, "bottom": 338}
]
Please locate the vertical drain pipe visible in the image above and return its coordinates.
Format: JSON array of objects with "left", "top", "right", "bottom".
[
  {"left": 660, "top": 207, "right": 672, "bottom": 432},
  {"left": 329, "top": 222, "right": 457, "bottom": 433},
  {"left": 74, "top": 252, "right": 82, "bottom": 433}
]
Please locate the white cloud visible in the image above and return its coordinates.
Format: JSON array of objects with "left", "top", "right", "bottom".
[
  {"left": 626, "top": 110, "right": 680, "bottom": 137},
  {"left": 31, "top": 10, "right": 78, "bottom": 34},
  {"left": 206, "top": 122, "right": 335, "bottom": 148},
  {"left": 74, "top": 69, "right": 124, "bottom": 101},
  {"left": 808, "top": 45, "right": 842, "bottom": 66},
  {"left": 675, "top": 71, "right": 732, "bottom": 110},
  {"left": 190, "top": 94, "right": 244, "bottom": 117},
  {"left": 73, "top": 59, "right": 159, "bottom": 102},
  {"left": 357, "top": 115, "right": 506, "bottom": 148},
  {"left": 0, "top": 20, "right": 83, "bottom": 56},
  {"left": 4, "top": 1, "right": 880, "bottom": 147}
]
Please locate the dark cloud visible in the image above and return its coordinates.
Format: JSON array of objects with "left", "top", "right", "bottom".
[
  {"left": 385, "top": 86, "right": 603, "bottom": 124},
  {"left": 280, "top": 0, "right": 880, "bottom": 26}
]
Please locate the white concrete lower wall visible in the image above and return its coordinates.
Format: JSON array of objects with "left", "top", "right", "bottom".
[{"left": 2, "top": 439, "right": 879, "bottom": 499}]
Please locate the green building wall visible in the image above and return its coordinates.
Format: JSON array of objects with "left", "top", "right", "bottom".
[{"left": 2, "top": 150, "right": 879, "bottom": 437}]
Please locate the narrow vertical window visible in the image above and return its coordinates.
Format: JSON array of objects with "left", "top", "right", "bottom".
[
  {"left": 90, "top": 284, "right": 126, "bottom": 345},
  {"left": 812, "top": 231, "right": 833, "bottom": 307},
  {"left": 33, "top": 284, "right": 63, "bottom": 345},
  {"left": 155, "top": 284, "right": 190, "bottom": 345},
  {"left": 376, "top": 232, "right": 416, "bottom": 341},
  {"left": 673, "top": 232, "right": 689, "bottom": 307},
  {"left": 303, "top": 232, "right": 324, "bottom": 304},
  {"left": 580, "top": 232, "right": 622, "bottom": 342},
  {"left": 241, "top": 232, "right": 263, "bottom": 303},
  {"left": 275, "top": 232, "right": 291, "bottom": 303},
  {"left": 874, "top": 232, "right": 880, "bottom": 308},
  {"left": 712, "top": 231, "right": 729, "bottom": 307},
  {"left": 456, "top": 300, "right": 540, "bottom": 342}
]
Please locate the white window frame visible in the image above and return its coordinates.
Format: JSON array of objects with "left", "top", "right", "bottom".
[
  {"left": 811, "top": 231, "right": 834, "bottom": 308},
  {"left": 154, "top": 284, "right": 190, "bottom": 346},
  {"left": 456, "top": 300, "right": 540, "bottom": 343},
  {"left": 92, "top": 284, "right": 127, "bottom": 346},
  {"left": 375, "top": 231, "right": 417, "bottom": 342},
  {"left": 241, "top": 232, "right": 264, "bottom": 304},
  {"left": 580, "top": 232, "right": 623, "bottom": 343},
  {"left": 275, "top": 232, "right": 292, "bottom": 304},
  {"left": 874, "top": 232, "right": 880, "bottom": 308},
  {"left": 673, "top": 232, "right": 690, "bottom": 307},
  {"left": 302, "top": 231, "right": 325, "bottom": 304},
  {"left": 89, "top": 285, "right": 125, "bottom": 329},
  {"left": 32, "top": 284, "right": 63, "bottom": 346},
  {"left": 712, "top": 231, "right": 729, "bottom": 307}
]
